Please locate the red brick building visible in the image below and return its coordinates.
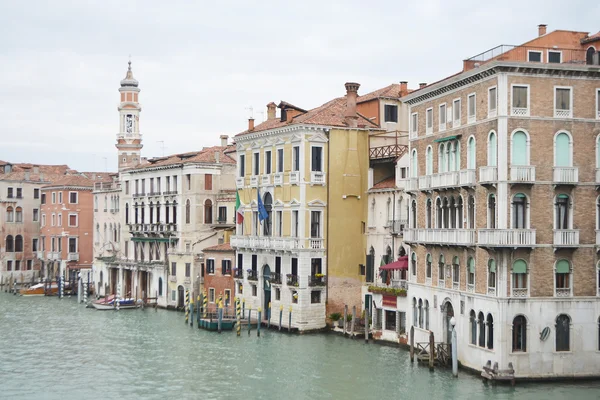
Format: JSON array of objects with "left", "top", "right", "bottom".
[{"left": 202, "top": 242, "right": 235, "bottom": 309}]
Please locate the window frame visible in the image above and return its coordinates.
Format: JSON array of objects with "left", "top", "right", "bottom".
[
  {"left": 410, "top": 112, "right": 418, "bottom": 137},
  {"left": 252, "top": 151, "right": 260, "bottom": 176},
  {"left": 512, "top": 315, "right": 527, "bottom": 353},
  {"left": 384, "top": 104, "right": 398, "bottom": 123},
  {"left": 68, "top": 213, "right": 78, "bottom": 228},
  {"left": 553, "top": 86, "right": 573, "bottom": 118},
  {"left": 276, "top": 147, "right": 284, "bottom": 173},
  {"left": 207, "top": 258, "right": 215, "bottom": 275},
  {"left": 264, "top": 149, "right": 272, "bottom": 175},
  {"left": 239, "top": 154, "right": 246, "bottom": 177},
  {"left": 68, "top": 191, "right": 78, "bottom": 204},
  {"left": 547, "top": 49, "right": 562, "bottom": 64},
  {"left": 452, "top": 98, "right": 461, "bottom": 128},
  {"left": 488, "top": 86, "right": 497, "bottom": 117},
  {"left": 511, "top": 84, "right": 530, "bottom": 116},
  {"left": 467, "top": 93, "right": 476, "bottom": 124},
  {"left": 425, "top": 107, "right": 433, "bottom": 135},
  {"left": 292, "top": 145, "right": 300, "bottom": 172},
  {"left": 310, "top": 145, "right": 324, "bottom": 173},
  {"left": 527, "top": 50, "right": 542, "bottom": 62}
]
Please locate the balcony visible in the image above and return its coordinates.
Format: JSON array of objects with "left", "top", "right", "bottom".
[
  {"left": 247, "top": 269, "right": 258, "bottom": 281},
  {"left": 308, "top": 274, "right": 327, "bottom": 287},
  {"left": 67, "top": 253, "right": 79, "bottom": 262},
  {"left": 478, "top": 229, "right": 536, "bottom": 247},
  {"left": 553, "top": 229, "right": 579, "bottom": 247},
  {"left": 479, "top": 166, "right": 497, "bottom": 184},
  {"left": 36, "top": 250, "right": 43, "bottom": 259},
  {"left": 418, "top": 175, "right": 431, "bottom": 190},
  {"left": 250, "top": 176, "right": 259, "bottom": 187},
  {"left": 370, "top": 144, "right": 408, "bottom": 160},
  {"left": 509, "top": 165, "right": 535, "bottom": 184},
  {"left": 511, "top": 288, "right": 528, "bottom": 298},
  {"left": 147, "top": 191, "right": 161, "bottom": 197},
  {"left": 162, "top": 190, "right": 178, "bottom": 196},
  {"left": 390, "top": 219, "right": 407, "bottom": 235},
  {"left": 233, "top": 268, "right": 243, "bottom": 279},
  {"left": 273, "top": 173, "right": 283, "bottom": 186},
  {"left": 396, "top": 177, "right": 407, "bottom": 190},
  {"left": 261, "top": 175, "right": 271, "bottom": 186},
  {"left": 459, "top": 169, "right": 476, "bottom": 186},
  {"left": 236, "top": 177, "right": 244, "bottom": 188},
  {"left": 403, "top": 228, "right": 476, "bottom": 246},
  {"left": 511, "top": 107, "right": 529, "bottom": 117},
  {"left": 430, "top": 171, "right": 458, "bottom": 189},
  {"left": 286, "top": 274, "right": 299, "bottom": 287},
  {"left": 555, "top": 288, "right": 571, "bottom": 297},
  {"left": 405, "top": 178, "right": 418, "bottom": 192},
  {"left": 310, "top": 171, "right": 326, "bottom": 185},
  {"left": 553, "top": 167, "right": 578, "bottom": 185},
  {"left": 289, "top": 171, "right": 300, "bottom": 185},
  {"left": 309, "top": 238, "right": 324, "bottom": 249},
  {"left": 389, "top": 279, "right": 407, "bottom": 290},
  {"left": 270, "top": 272, "right": 282, "bottom": 285},
  {"left": 464, "top": 44, "right": 588, "bottom": 70}
]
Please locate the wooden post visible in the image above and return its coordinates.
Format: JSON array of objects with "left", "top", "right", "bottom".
[
  {"left": 257, "top": 308, "right": 262, "bottom": 337},
  {"left": 410, "top": 326, "right": 415, "bottom": 362},
  {"left": 364, "top": 307, "right": 369, "bottom": 343},
  {"left": 236, "top": 297, "right": 241, "bottom": 337},
  {"left": 343, "top": 305, "right": 348, "bottom": 336},
  {"left": 429, "top": 331, "right": 435, "bottom": 371},
  {"left": 351, "top": 306, "right": 356, "bottom": 338},
  {"left": 288, "top": 306, "right": 292, "bottom": 332},
  {"left": 278, "top": 305, "right": 283, "bottom": 331},
  {"left": 267, "top": 302, "right": 271, "bottom": 330},
  {"left": 247, "top": 307, "right": 252, "bottom": 335},
  {"left": 218, "top": 306, "right": 223, "bottom": 333}
]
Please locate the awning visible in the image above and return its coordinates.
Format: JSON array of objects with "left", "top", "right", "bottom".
[
  {"left": 434, "top": 135, "right": 461, "bottom": 143},
  {"left": 380, "top": 255, "right": 408, "bottom": 271},
  {"left": 131, "top": 237, "right": 173, "bottom": 242}
]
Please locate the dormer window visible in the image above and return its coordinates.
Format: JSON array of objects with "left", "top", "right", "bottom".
[
  {"left": 280, "top": 108, "right": 287, "bottom": 122},
  {"left": 384, "top": 105, "right": 398, "bottom": 123}
]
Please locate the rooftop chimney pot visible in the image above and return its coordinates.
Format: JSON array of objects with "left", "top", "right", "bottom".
[
  {"left": 248, "top": 118, "right": 255, "bottom": 132},
  {"left": 538, "top": 24, "right": 547, "bottom": 36},
  {"left": 419, "top": 83, "right": 427, "bottom": 89},
  {"left": 266, "top": 102, "right": 277, "bottom": 121},
  {"left": 219, "top": 135, "right": 228, "bottom": 147},
  {"left": 399, "top": 81, "right": 408, "bottom": 96},
  {"left": 344, "top": 82, "right": 360, "bottom": 128}
]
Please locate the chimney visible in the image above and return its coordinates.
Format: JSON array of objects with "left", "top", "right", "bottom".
[
  {"left": 344, "top": 82, "right": 360, "bottom": 128},
  {"left": 40, "top": 172, "right": 44, "bottom": 181},
  {"left": 419, "top": 83, "right": 427, "bottom": 89},
  {"left": 33, "top": 166, "right": 39, "bottom": 174},
  {"left": 215, "top": 151, "right": 220, "bottom": 164},
  {"left": 220, "top": 135, "right": 228, "bottom": 147},
  {"left": 248, "top": 118, "right": 255, "bottom": 132},
  {"left": 538, "top": 24, "right": 547, "bottom": 36},
  {"left": 399, "top": 81, "right": 408, "bottom": 97},
  {"left": 24, "top": 171, "right": 30, "bottom": 181},
  {"left": 266, "top": 102, "right": 277, "bottom": 120}
]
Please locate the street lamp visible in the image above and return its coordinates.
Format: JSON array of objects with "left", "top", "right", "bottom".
[{"left": 450, "top": 316, "right": 457, "bottom": 377}]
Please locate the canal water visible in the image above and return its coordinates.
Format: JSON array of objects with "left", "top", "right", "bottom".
[{"left": 1, "top": 293, "right": 599, "bottom": 400}]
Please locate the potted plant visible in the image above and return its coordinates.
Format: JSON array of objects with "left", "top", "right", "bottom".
[
  {"left": 329, "top": 312, "right": 341, "bottom": 328},
  {"left": 346, "top": 314, "right": 353, "bottom": 324}
]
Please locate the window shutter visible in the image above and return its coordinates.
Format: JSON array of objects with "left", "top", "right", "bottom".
[
  {"left": 488, "top": 259, "right": 496, "bottom": 273},
  {"left": 513, "top": 260, "right": 527, "bottom": 274},
  {"left": 222, "top": 259, "right": 226, "bottom": 275},
  {"left": 556, "top": 260, "right": 570, "bottom": 273},
  {"left": 468, "top": 258, "right": 475, "bottom": 273}
]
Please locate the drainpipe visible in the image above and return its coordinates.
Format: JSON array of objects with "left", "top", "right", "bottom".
[{"left": 325, "top": 128, "right": 330, "bottom": 309}]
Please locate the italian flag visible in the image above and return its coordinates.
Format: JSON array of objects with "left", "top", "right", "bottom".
[{"left": 235, "top": 191, "right": 244, "bottom": 224}]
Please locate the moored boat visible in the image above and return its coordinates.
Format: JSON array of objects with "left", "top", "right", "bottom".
[
  {"left": 19, "top": 282, "right": 69, "bottom": 296},
  {"left": 91, "top": 296, "right": 140, "bottom": 310}
]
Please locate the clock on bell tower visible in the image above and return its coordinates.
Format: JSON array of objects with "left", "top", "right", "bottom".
[{"left": 116, "top": 61, "right": 143, "bottom": 172}]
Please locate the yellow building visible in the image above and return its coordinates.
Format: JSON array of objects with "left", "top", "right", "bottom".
[{"left": 231, "top": 83, "right": 380, "bottom": 331}]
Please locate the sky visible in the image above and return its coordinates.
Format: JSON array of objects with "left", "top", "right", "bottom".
[{"left": 1, "top": 0, "right": 598, "bottom": 172}]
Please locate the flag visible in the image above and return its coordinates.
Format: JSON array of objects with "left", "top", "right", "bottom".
[
  {"left": 235, "top": 191, "right": 244, "bottom": 224},
  {"left": 257, "top": 188, "right": 268, "bottom": 222}
]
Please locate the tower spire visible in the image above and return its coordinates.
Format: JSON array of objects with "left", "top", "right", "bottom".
[{"left": 116, "top": 60, "right": 143, "bottom": 172}]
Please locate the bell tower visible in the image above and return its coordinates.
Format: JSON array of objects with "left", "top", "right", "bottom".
[{"left": 116, "top": 61, "right": 143, "bottom": 171}]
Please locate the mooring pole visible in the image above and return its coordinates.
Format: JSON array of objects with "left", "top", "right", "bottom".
[
  {"left": 364, "top": 307, "right": 369, "bottom": 343},
  {"left": 410, "top": 326, "right": 414, "bottom": 362},
  {"left": 242, "top": 298, "right": 245, "bottom": 316},
  {"left": 429, "top": 331, "right": 435, "bottom": 371},
  {"left": 236, "top": 298, "right": 241, "bottom": 337},
  {"left": 257, "top": 308, "right": 262, "bottom": 337},
  {"left": 218, "top": 305, "right": 223, "bottom": 334},
  {"left": 267, "top": 302, "right": 271, "bottom": 330},
  {"left": 288, "top": 306, "right": 292, "bottom": 333},
  {"left": 351, "top": 306, "right": 356, "bottom": 338},
  {"left": 203, "top": 291, "right": 208, "bottom": 318},
  {"left": 190, "top": 296, "right": 194, "bottom": 327},
  {"left": 247, "top": 306, "right": 252, "bottom": 335},
  {"left": 278, "top": 305, "right": 283, "bottom": 331},
  {"left": 197, "top": 295, "right": 201, "bottom": 327},
  {"left": 451, "top": 318, "right": 458, "bottom": 377},
  {"left": 77, "top": 275, "right": 82, "bottom": 303},
  {"left": 185, "top": 290, "right": 189, "bottom": 323},
  {"left": 343, "top": 305, "right": 348, "bottom": 336}
]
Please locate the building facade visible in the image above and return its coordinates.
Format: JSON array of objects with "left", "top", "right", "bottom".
[
  {"left": 202, "top": 242, "right": 236, "bottom": 310},
  {"left": 403, "top": 26, "right": 600, "bottom": 378}
]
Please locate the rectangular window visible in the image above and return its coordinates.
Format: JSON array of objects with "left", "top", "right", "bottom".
[
  {"left": 468, "top": 93, "right": 476, "bottom": 123},
  {"left": 224, "top": 289, "right": 231, "bottom": 306},
  {"left": 253, "top": 152, "right": 260, "bottom": 176},
  {"left": 68, "top": 214, "right": 78, "bottom": 227},
  {"left": 156, "top": 178, "right": 161, "bottom": 192},
  {"left": 125, "top": 181, "right": 130, "bottom": 195},
  {"left": 7, "top": 187, "right": 13, "bottom": 198},
  {"left": 252, "top": 211, "right": 258, "bottom": 235},
  {"left": 204, "top": 174, "right": 212, "bottom": 190},
  {"left": 209, "top": 288, "right": 215, "bottom": 303},
  {"left": 69, "top": 192, "right": 78, "bottom": 204},
  {"left": 32, "top": 238, "right": 38, "bottom": 251},
  {"left": 311, "top": 147, "right": 322, "bottom": 172},
  {"left": 488, "top": 87, "right": 497, "bottom": 116},
  {"left": 185, "top": 263, "right": 191, "bottom": 277},
  {"left": 425, "top": 108, "right": 433, "bottom": 134},
  {"left": 554, "top": 87, "right": 572, "bottom": 117},
  {"left": 265, "top": 150, "right": 272, "bottom": 174},
  {"left": 527, "top": 50, "right": 542, "bottom": 62},
  {"left": 411, "top": 113, "right": 418, "bottom": 135},
  {"left": 512, "top": 85, "right": 529, "bottom": 115},
  {"left": 51, "top": 213, "right": 55, "bottom": 226},
  {"left": 207, "top": 259, "right": 215, "bottom": 274},
  {"left": 218, "top": 206, "right": 227, "bottom": 223},
  {"left": 292, "top": 210, "right": 299, "bottom": 237},
  {"left": 453, "top": 99, "right": 461, "bottom": 126},
  {"left": 275, "top": 288, "right": 281, "bottom": 301},
  {"left": 41, "top": 193, "right": 46, "bottom": 204},
  {"left": 239, "top": 154, "right": 246, "bottom": 177},
  {"left": 439, "top": 103, "right": 446, "bottom": 130},
  {"left": 172, "top": 176, "right": 177, "bottom": 192},
  {"left": 33, "top": 208, "right": 39, "bottom": 222},
  {"left": 277, "top": 148, "right": 284, "bottom": 173},
  {"left": 164, "top": 177, "right": 169, "bottom": 192},
  {"left": 276, "top": 210, "right": 283, "bottom": 236},
  {"left": 68, "top": 237, "right": 77, "bottom": 253},
  {"left": 171, "top": 290, "right": 176, "bottom": 301},
  {"left": 16, "top": 188, "right": 22, "bottom": 198},
  {"left": 57, "top": 213, "right": 62, "bottom": 226},
  {"left": 310, "top": 211, "right": 321, "bottom": 238},
  {"left": 384, "top": 104, "right": 398, "bottom": 123},
  {"left": 311, "top": 291, "right": 321, "bottom": 304},
  {"left": 222, "top": 259, "right": 232, "bottom": 275},
  {"left": 7, "top": 260, "right": 12, "bottom": 271},
  {"left": 292, "top": 146, "right": 300, "bottom": 172},
  {"left": 26, "top": 260, "right": 32, "bottom": 270},
  {"left": 186, "top": 174, "right": 191, "bottom": 190},
  {"left": 15, "top": 260, "right": 20, "bottom": 271},
  {"left": 252, "top": 285, "right": 257, "bottom": 297},
  {"left": 41, "top": 214, "right": 46, "bottom": 227},
  {"left": 548, "top": 50, "right": 562, "bottom": 63},
  {"left": 33, "top": 188, "right": 40, "bottom": 199},
  {"left": 171, "top": 262, "right": 177, "bottom": 275},
  {"left": 51, "top": 192, "right": 56, "bottom": 204}
]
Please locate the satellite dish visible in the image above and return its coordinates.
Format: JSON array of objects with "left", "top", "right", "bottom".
[{"left": 540, "top": 326, "right": 550, "bottom": 341}]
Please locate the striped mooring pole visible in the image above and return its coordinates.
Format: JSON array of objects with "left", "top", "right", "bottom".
[
  {"left": 59, "top": 276, "right": 64, "bottom": 299},
  {"left": 185, "top": 290, "right": 190, "bottom": 324},
  {"left": 203, "top": 290, "right": 208, "bottom": 318},
  {"left": 278, "top": 304, "right": 283, "bottom": 331},
  {"left": 236, "top": 297, "right": 241, "bottom": 337},
  {"left": 189, "top": 294, "right": 194, "bottom": 327},
  {"left": 83, "top": 276, "right": 88, "bottom": 304},
  {"left": 116, "top": 284, "right": 121, "bottom": 311},
  {"left": 247, "top": 306, "right": 252, "bottom": 335},
  {"left": 267, "top": 302, "right": 271, "bottom": 329},
  {"left": 257, "top": 307, "right": 262, "bottom": 337}
]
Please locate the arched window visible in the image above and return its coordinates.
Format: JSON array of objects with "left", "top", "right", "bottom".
[
  {"left": 587, "top": 46, "right": 597, "bottom": 65},
  {"left": 134, "top": 202, "right": 139, "bottom": 224},
  {"left": 426, "top": 146, "right": 433, "bottom": 175},
  {"left": 478, "top": 311, "right": 486, "bottom": 347},
  {"left": 449, "top": 142, "right": 457, "bottom": 172},
  {"left": 488, "top": 131, "right": 497, "bottom": 167},
  {"left": 555, "top": 260, "right": 572, "bottom": 297},
  {"left": 426, "top": 253, "right": 432, "bottom": 279},
  {"left": 172, "top": 201, "right": 177, "bottom": 224},
  {"left": 487, "top": 314, "right": 494, "bottom": 349},
  {"left": 511, "top": 130, "right": 528, "bottom": 166},
  {"left": 512, "top": 315, "right": 527, "bottom": 352},
  {"left": 165, "top": 201, "right": 170, "bottom": 224},
  {"left": 435, "top": 197, "right": 442, "bottom": 228},
  {"left": 488, "top": 259, "right": 496, "bottom": 293},
  {"left": 15, "top": 235, "right": 23, "bottom": 252},
  {"left": 411, "top": 252, "right": 417, "bottom": 277},
  {"left": 418, "top": 299, "right": 423, "bottom": 328},
  {"left": 113, "top": 225, "right": 118, "bottom": 242},
  {"left": 556, "top": 314, "right": 571, "bottom": 352},
  {"left": 424, "top": 300, "right": 429, "bottom": 330},
  {"left": 5, "top": 235, "right": 14, "bottom": 252},
  {"left": 512, "top": 259, "right": 528, "bottom": 297},
  {"left": 263, "top": 193, "right": 272, "bottom": 236},
  {"left": 410, "top": 200, "right": 417, "bottom": 229},
  {"left": 438, "top": 143, "right": 446, "bottom": 173},
  {"left": 467, "top": 257, "right": 475, "bottom": 291},
  {"left": 438, "top": 254, "right": 445, "bottom": 285},
  {"left": 488, "top": 194, "right": 496, "bottom": 229},
  {"left": 412, "top": 298, "right": 417, "bottom": 326},
  {"left": 452, "top": 256, "right": 460, "bottom": 288},
  {"left": 554, "top": 131, "right": 572, "bottom": 167},
  {"left": 411, "top": 149, "right": 418, "bottom": 178},
  {"left": 449, "top": 197, "right": 456, "bottom": 229},
  {"left": 426, "top": 198, "right": 432, "bottom": 228},
  {"left": 468, "top": 195, "right": 475, "bottom": 229},
  {"left": 467, "top": 136, "right": 476, "bottom": 169},
  {"left": 141, "top": 202, "right": 145, "bottom": 224},
  {"left": 186, "top": 199, "right": 191, "bottom": 224},
  {"left": 457, "top": 196, "right": 463, "bottom": 229},
  {"left": 442, "top": 197, "right": 449, "bottom": 228},
  {"left": 555, "top": 194, "right": 571, "bottom": 230},
  {"left": 6, "top": 206, "right": 14, "bottom": 222},
  {"left": 470, "top": 310, "right": 477, "bottom": 344},
  {"left": 158, "top": 277, "right": 163, "bottom": 296},
  {"left": 15, "top": 207, "right": 22, "bottom": 223},
  {"left": 512, "top": 193, "right": 528, "bottom": 229},
  {"left": 99, "top": 271, "right": 103, "bottom": 286}
]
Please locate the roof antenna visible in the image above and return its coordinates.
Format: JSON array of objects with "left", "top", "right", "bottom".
[{"left": 245, "top": 106, "right": 254, "bottom": 119}]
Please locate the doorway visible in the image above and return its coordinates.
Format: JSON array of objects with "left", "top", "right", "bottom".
[
  {"left": 177, "top": 285, "right": 185, "bottom": 309},
  {"left": 443, "top": 301, "right": 455, "bottom": 344},
  {"left": 262, "top": 264, "right": 271, "bottom": 321},
  {"left": 110, "top": 268, "right": 118, "bottom": 295}
]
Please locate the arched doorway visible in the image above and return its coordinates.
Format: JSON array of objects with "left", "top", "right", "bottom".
[
  {"left": 441, "top": 299, "right": 455, "bottom": 344},
  {"left": 262, "top": 264, "right": 271, "bottom": 321},
  {"left": 177, "top": 285, "right": 185, "bottom": 309}
]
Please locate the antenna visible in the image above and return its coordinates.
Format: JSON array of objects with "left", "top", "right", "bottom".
[
  {"left": 157, "top": 141, "right": 166, "bottom": 157},
  {"left": 245, "top": 106, "right": 254, "bottom": 119}
]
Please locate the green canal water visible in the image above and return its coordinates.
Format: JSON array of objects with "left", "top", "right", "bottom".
[{"left": 1, "top": 293, "right": 600, "bottom": 400}]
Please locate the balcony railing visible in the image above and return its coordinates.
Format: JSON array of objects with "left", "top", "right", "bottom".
[
  {"left": 169, "top": 275, "right": 177, "bottom": 283},
  {"left": 270, "top": 272, "right": 282, "bottom": 285},
  {"left": 286, "top": 274, "right": 299, "bottom": 287},
  {"left": 163, "top": 190, "right": 178, "bottom": 195},
  {"left": 247, "top": 269, "right": 258, "bottom": 281},
  {"left": 553, "top": 167, "right": 578, "bottom": 184},
  {"left": 233, "top": 268, "right": 243, "bottom": 279},
  {"left": 555, "top": 288, "right": 571, "bottom": 297},
  {"left": 261, "top": 175, "right": 271, "bottom": 185},
  {"left": 465, "top": 44, "right": 588, "bottom": 69},
  {"left": 478, "top": 229, "right": 536, "bottom": 247},
  {"left": 403, "top": 228, "right": 476, "bottom": 246},
  {"left": 232, "top": 236, "right": 302, "bottom": 251},
  {"left": 479, "top": 166, "right": 497, "bottom": 184},
  {"left": 405, "top": 178, "right": 418, "bottom": 192},
  {"left": 511, "top": 288, "right": 528, "bottom": 298},
  {"left": 309, "top": 238, "right": 324, "bottom": 249},
  {"left": 510, "top": 165, "right": 535, "bottom": 183},
  {"left": 553, "top": 229, "right": 579, "bottom": 247},
  {"left": 554, "top": 109, "right": 572, "bottom": 118},
  {"left": 311, "top": 171, "right": 326, "bottom": 185},
  {"left": 273, "top": 173, "right": 283, "bottom": 186},
  {"left": 487, "top": 287, "right": 496, "bottom": 296},
  {"left": 389, "top": 279, "right": 407, "bottom": 290},
  {"left": 289, "top": 171, "right": 300, "bottom": 185},
  {"left": 250, "top": 176, "right": 259, "bottom": 187},
  {"left": 236, "top": 177, "right": 244, "bottom": 188},
  {"left": 418, "top": 175, "right": 431, "bottom": 190},
  {"left": 369, "top": 144, "right": 408, "bottom": 160},
  {"left": 67, "top": 253, "right": 79, "bottom": 262},
  {"left": 391, "top": 219, "right": 407, "bottom": 235},
  {"left": 308, "top": 275, "right": 327, "bottom": 287},
  {"left": 459, "top": 169, "right": 476, "bottom": 186},
  {"left": 430, "top": 171, "right": 458, "bottom": 189}
]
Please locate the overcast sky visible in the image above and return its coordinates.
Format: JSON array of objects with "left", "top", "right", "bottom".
[{"left": 1, "top": 0, "right": 597, "bottom": 172}]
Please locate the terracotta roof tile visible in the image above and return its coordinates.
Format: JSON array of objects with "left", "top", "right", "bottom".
[
  {"left": 357, "top": 84, "right": 402, "bottom": 103},
  {"left": 202, "top": 243, "right": 233, "bottom": 252},
  {"left": 42, "top": 175, "right": 94, "bottom": 188},
  {"left": 371, "top": 177, "right": 396, "bottom": 190},
  {"left": 128, "top": 146, "right": 235, "bottom": 171}
]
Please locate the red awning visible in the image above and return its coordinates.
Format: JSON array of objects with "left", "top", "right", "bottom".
[{"left": 379, "top": 256, "right": 408, "bottom": 271}]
